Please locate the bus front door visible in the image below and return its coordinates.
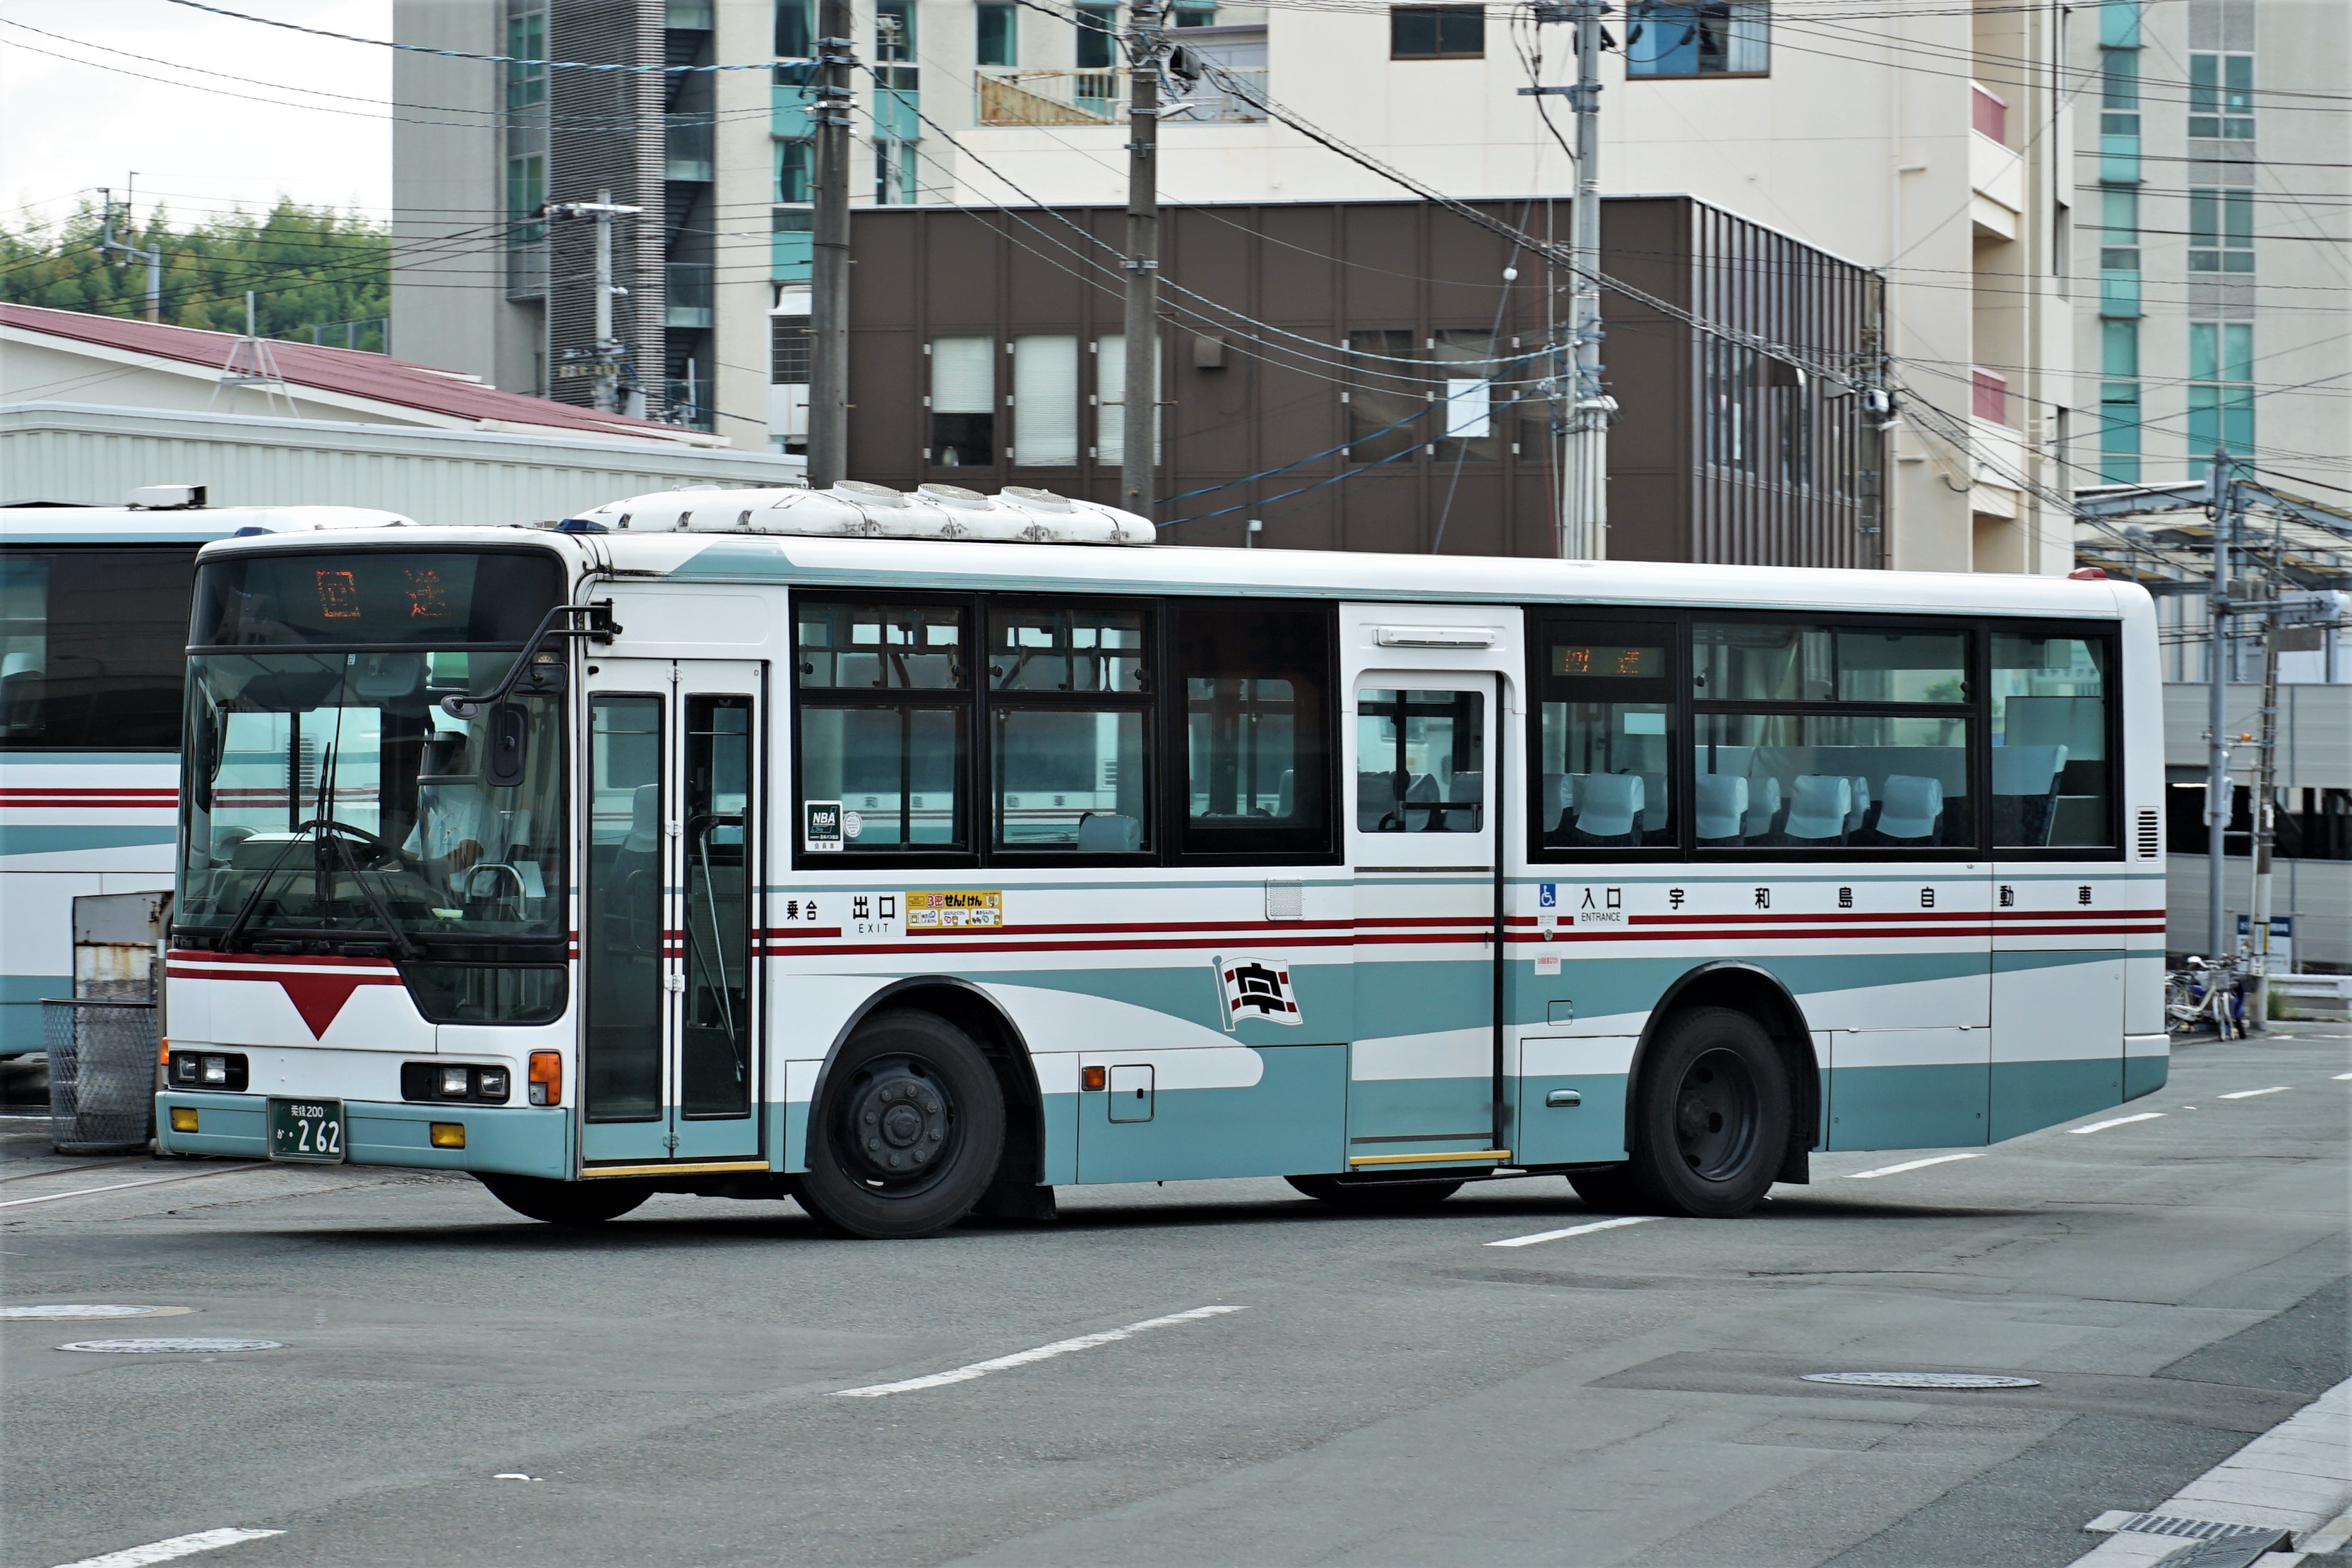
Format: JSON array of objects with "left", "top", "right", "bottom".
[
  {"left": 1344, "top": 617, "right": 1512, "bottom": 1172},
  {"left": 580, "top": 661, "right": 765, "bottom": 1170}
]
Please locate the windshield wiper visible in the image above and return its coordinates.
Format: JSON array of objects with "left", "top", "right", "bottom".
[{"left": 215, "top": 818, "right": 419, "bottom": 960}]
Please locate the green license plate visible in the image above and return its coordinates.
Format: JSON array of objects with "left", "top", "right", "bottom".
[{"left": 268, "top": 1098, "right": 346, "bottom": 1163}]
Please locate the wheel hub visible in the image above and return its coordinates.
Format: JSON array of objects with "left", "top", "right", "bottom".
[
  {"left": 1671, "top": 1049, "right": 1758, "bottom": 1181},
  {"left": 844, "top": 1063, "right": 953, "bottom": 1181}
]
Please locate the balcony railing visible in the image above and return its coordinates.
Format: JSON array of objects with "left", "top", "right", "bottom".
[
  {"left": 665, "top": 261, "right": 713, "bottom": 328},
  {"left": 974, "top": 65, "right": 1266, "bottom": 126}
]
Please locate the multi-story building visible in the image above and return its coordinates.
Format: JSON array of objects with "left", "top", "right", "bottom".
[
  {"left": 2073, "top": 0, "right": 2350, "bottom": 498},
  {"left": 393, "top": 0, "right": 2077, "bottom": 574}
]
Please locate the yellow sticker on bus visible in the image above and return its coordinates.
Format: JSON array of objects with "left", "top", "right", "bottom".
[{"left": 905, "top": 890, "right": 1005, "bottom": 932}]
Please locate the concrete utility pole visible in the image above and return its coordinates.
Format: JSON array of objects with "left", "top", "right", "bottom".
[
  {"left": 806, "top": 0, "right": 857, "bottom": 490},
  {"left": 1521, "top": 3, "right": 1609, "bottom": 558},
  {"left": 95, "top": 187, "right": 163, "bottom": 323},
  {"left": 2204, "top": 449, "right": 2236, "bottom": 966},
  {"left": 2248, "top": 580, "right": 2281, "bottom": 1029},
  {"left": 1121, "top": 0, "right": 1167, "bottom": 520},
  {"left": 547, "top": 191, "right": 645, "bottom": 414}
]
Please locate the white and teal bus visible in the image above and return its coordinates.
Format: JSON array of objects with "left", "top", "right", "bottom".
[
  {"left": 0, "top": 498, "right": 412, "bottom": 1055},
  {"left": 157, "top": 484, "right": 2166, "bottom": 1235}
]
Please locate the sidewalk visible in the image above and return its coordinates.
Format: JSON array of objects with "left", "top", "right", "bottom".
[{"left": 2072, "top": 1379, "right": 2352, "bottom": 1564}]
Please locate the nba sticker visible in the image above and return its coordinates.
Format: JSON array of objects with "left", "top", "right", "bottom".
[
  {"left": 905, "top": 890, "right": 1004, "bottom": 932},
  {"left": 804, "top": 801, "right": 843, "bottom": 852},
  {"left": 1214, "top": 955, "right": 1301, "bottom": 1029}
]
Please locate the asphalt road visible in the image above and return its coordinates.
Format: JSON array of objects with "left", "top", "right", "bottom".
[{"left": 4, "top": 1025, "right": 2346, "bottom": 1568}]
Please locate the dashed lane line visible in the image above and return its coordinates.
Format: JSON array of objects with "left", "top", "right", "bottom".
[
  {"left": 1844, "top": 1152, "right": 1983, "bottom": 1180},
  {"left": 2218, "top": 1087, "right": 2293, "bottom": 1101},
  {"left": 0, "top": 1165, "right": 267, "bottom": 1210},
  {"left": 832, "top": 1305, "right": 1246, "bottom": 1397},
  {"left": 1486, "top": 1215, "right": 1661, "bottom": 1249},
  {"left": 44, "top": 1528, "right": 283, "bottom": 1568},
  {"left": 2070, "top": 1112, "right": 2166, "bottom": 1135}
]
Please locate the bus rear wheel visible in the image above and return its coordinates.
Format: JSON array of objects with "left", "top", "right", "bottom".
[
  {"left": 1287, "top": 1173, "right": 1464, "bottom": 1212},
  {"left": 1623, "top": 1007, "right": 1790, "bottom": 1219},
  {"left": 799, "top": 1009, "right": 1005, "bottom": 1240},
  {"left": 478, "top": 1173, "right": 652, "bottom": 1226}
]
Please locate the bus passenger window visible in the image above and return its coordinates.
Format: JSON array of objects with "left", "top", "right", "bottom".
[
  {"left": 1990, "top": 633, "right": 2112, "bottom": 848},
  {"left": 1357, "top": 690, "right": 1484, "bottom": 833},
  {"left": 985, "top": 605, "right": 1152, "bottom": 854},
  {"left": 1535, "top": 621, "right": 1677, "bottom": 851},
  {"left": 796, "top": 601, "right": 969, "bottom": 851},
  {"left": 1171, "top": 602, "right": 1332, "bottom": 858}
]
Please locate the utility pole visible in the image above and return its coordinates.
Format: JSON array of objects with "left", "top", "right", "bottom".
[
  {"left": 2248, "top": 583, "right": 2281, "bottom": 1029},
  {"left": 1522, "top": 3, "right": 1610, "bottom": 558},
  {"left": 2204, "top": 449, "right": 2236, "bottom": 966},
  {"left": 806, "top": 0, "right": 857, "bottom": 489},
  {"left": 95, "top": 187, "right": 163, "bottom": 323},
  {"left": 1121, "top": 0, "right": 1167, "bottom": 521},
  {"left": 547, "top": 191, "right": 644, "bottom": 415}
]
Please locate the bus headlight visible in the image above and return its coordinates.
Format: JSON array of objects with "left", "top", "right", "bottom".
[{"left": 439, "top": 1066, "right": 472, "bottom": 1099}]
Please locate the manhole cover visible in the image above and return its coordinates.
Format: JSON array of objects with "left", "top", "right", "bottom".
[
  {"left": 1, "top": 1305, "right": 191, "bottom": 1321},
  {"left": 57, "top": 1337, "right": 283, "bottom": 1354},
  {"left": 1803, "top": 1372, "right": 2041, "bottom": 1389}
]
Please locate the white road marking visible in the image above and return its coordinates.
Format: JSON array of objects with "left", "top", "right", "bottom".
[
  {"left": 832, "top": 1305, "right": 1246, "bottom": 1397},
  {"left": 2334, "top": 1073, "right": 2352, "bottom": 1082},
  {"left": 2218, "top": 1087, "right": 2291, "bottom": 1100},
  {"left": 1844, "top": 1152, "right": 1983, "bottom": 1180},
  {"left": 0, "top": 1166, "right": 267, "bottom": 1211},
  {"left": 2070, "top": 1113, "right": 2166, "bottom": 1135},
  {"left": 44, "top": 1528, "right": 283, "bottom": 1568},
  {"left": 1486, "top": 1215, "right": 1660, "bottom": 1249}
]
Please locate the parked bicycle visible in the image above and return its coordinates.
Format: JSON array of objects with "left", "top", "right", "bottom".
[{"left": 2166, "top": 957, "right": 2245, "bottom": 1039}]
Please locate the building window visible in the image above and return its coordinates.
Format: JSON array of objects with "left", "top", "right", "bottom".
[
  {"left": 1095, "top": 333, "right": 1159, "bottom": 465},
  {"left": 1390, "top": 6, "right": 1485, "bottom": 60},
  {"left": 876, "top": 0, "right": 914, "bottom": 61},
  {"left": 1011, "top": 335, "right": 1079, "bottom": 467},
  {"left": 775, "top": 0, "right": 812, "bottom": 58},
  {"left": 1971, "top": 367, "right": 2007, "bottom": 426},
  {"left": 2188, "top": 188, "right": 2254, "bottom": 273},
  {"left": 2097, "top": 184, "right": 2140, "bottom": 318},
  {"left": 1625, "top": 1, "right": 1768, "bottom": 76},
  {"left": 1346, "top": 331, "right": 1423, "bottom": 463},
  {"left": 1075, "top": 5, "right": 1118, "bottom": 70},
  {"left": 2188, "top": 321, "right": 2254, "bottom": 471},
  {"left": 977, "top": 2, "right": 1017, "bottom": 65},
  {"left": 1174, "top": 0, "right": 1217, "bottom": 25},
  {"left": 1702, "top": 337, "right": 1755, "bottom": 472},
  {"left": 931, "top": 336, "right": 996, "bottom": 467},
  {"left": 775, "top": 138, "right": 811, "bottom": 204},
  {"left": 772, "top": 318, "right": 812, "bottom": 384},
  {"left": 506, "top": 12, "right": 547, "bottom": 109},
  {"left": 506, "top": 153, "right": 546, "bottom": 246},
  {"left": 2189, "top": 52, "right": 2254, "bottom": 139},
  {"left": 2098, "top": 385, "right": 2141, "bottom": 485},
  {"left": 1432, "top": 329, "right": 1503, "bottom": 465}
]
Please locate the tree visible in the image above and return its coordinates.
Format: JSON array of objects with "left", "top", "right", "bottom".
[{"left": 0, "top": 198, "right": 390, "bottom": 352}]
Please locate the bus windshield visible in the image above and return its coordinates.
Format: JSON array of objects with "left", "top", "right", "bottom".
[{"left": 175, "top": 551, "right": 566, "bottom": 952}]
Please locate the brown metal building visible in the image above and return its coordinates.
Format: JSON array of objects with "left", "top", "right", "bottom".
[{"left": 839, "top": 195, "right": 1884, "bottom": 566}]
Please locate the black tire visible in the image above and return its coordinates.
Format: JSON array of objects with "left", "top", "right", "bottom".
[
  {"left": 1565, "top": 1166, "right": 1650, "bottom": 1214},
  {"left": 1623, "top": 1007, "right": 1791, "bottom": 1219},
  {"left": 1286, "top": 1173, "right": 1464, "bottom": 1212},
  {"left": 799, "top": 1009, "right": 1005, "bottom": 1239},
  {"left": 477, "top": 1173, "right": 652, "bottom": 1226}
]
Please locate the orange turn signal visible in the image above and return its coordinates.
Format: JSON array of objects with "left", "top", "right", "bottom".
[
  {"left": 169, "top": 1106, "right": 199, "bottom": 1134},
  {"left": 528, "top": 1051, "right": 562, "bottom": 1106},
  {"left": 158, "top": 1036, "right": 171, "bottom": 1065},
  {"left": 429, "top": 1122, "right": 467, "bottom": 1149},
  {"left": 1080, "top": 1065, "right": 1106, "bottom": 1092}
]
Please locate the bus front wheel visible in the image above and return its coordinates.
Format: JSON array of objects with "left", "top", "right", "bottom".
[
  {"left": 478, "top": 1173, "right": 652, "bottom": 1226},
  {"left": 1622, "top": 1007, "right": 1790, "bottom": 1219},
  {"left": 799, "top": 1009, "right": 1005, "bottom": 1240}
]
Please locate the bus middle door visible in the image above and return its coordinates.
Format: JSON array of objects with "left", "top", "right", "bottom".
[
  {"left": 580, "top": 660, "right": 765, "bottom": 1171},
  {"left": 1344, "top": 607, "right": 1515, "bottom": 1173}
]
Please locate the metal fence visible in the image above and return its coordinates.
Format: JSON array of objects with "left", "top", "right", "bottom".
[{"left": 42, "top": 999, "right": 157, "bottom": 1154}]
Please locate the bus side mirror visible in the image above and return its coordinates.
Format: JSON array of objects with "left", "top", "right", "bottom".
[{"left": 484, "top": 703, "right": 529, "bottom": 789}]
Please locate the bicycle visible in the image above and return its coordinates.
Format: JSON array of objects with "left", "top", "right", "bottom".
[{"left": 2166, "top": 957, "right": 2245, "bottom": 1039}]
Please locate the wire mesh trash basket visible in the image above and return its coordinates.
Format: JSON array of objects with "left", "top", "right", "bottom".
[{"left": 42, "top": 999, "right": 159, "bottom": 1154}]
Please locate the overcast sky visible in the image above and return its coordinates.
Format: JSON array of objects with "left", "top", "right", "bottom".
[{"left": 0, "top": 0, "right": 394, "bottom": 232}]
